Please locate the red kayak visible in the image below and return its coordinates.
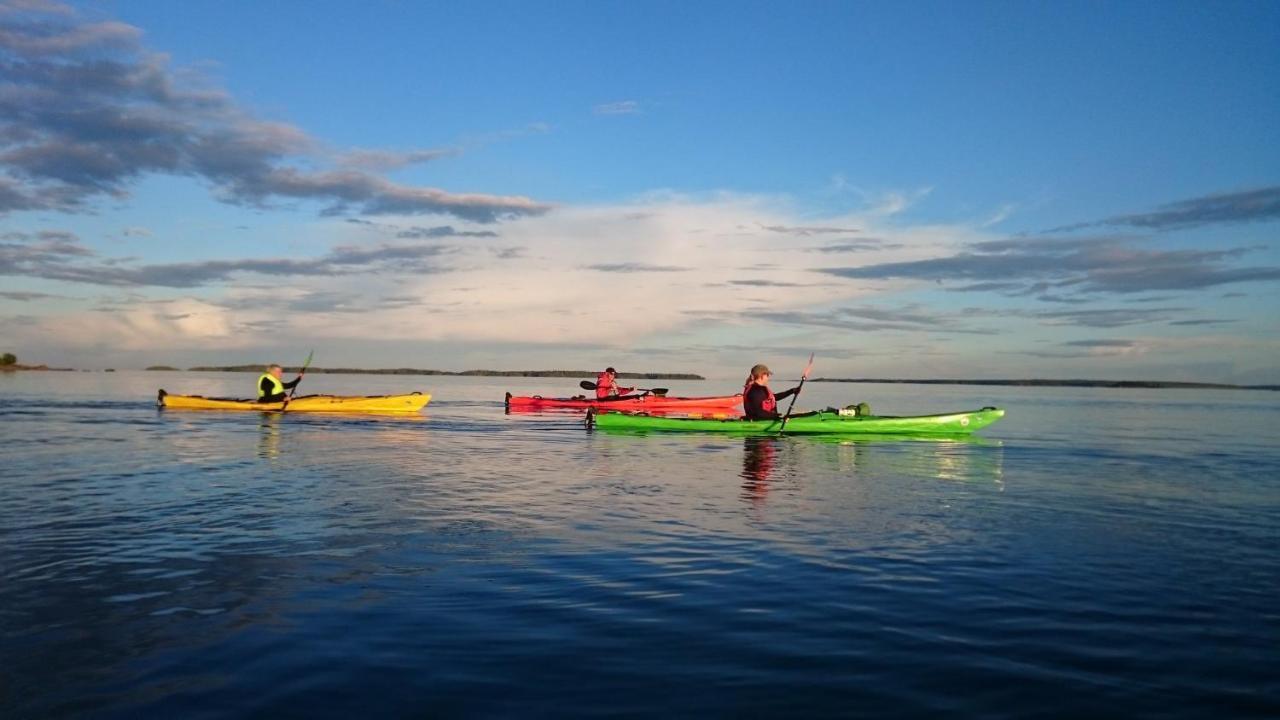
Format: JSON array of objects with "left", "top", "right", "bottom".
[{"left": 505, "top": 392, "right": 742, "bottom": 411}]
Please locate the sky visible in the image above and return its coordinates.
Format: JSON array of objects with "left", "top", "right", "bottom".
[{"left": 2, "top": 0, "right": 1279, "bottom": 382}]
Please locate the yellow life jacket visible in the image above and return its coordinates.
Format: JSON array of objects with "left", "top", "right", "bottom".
[{"left": 257, "top": 373, "right": 285, "bottom": 399}]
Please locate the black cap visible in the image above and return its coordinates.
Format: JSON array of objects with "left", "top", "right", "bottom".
[{"left": 605, "top": 367, "right": 616, "bottom": 374}]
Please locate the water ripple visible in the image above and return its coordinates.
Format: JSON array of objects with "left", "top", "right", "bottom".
[{"left": 2, "top": 374, "right": 1278, "bottom": 718}]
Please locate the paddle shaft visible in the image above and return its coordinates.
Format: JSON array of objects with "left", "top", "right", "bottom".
[
  {"left": 777, "top": 353, "right": 815, "bottom": 433},
  {"left": 579, "top": 380, "right": 667, "bottom": 396},
  {"left": 285, "top": 350, "right": 315, "bottom": 404}
]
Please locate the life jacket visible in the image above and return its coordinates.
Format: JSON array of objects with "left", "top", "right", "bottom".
[
  {"left": 596, "top": 372, "right": 616, "bottom": 399},
  {"left": 744, "top": 380, "right": 776, "bottom": 414},
  {"left": 258, "top": 373, "right": 285, "bottom": 399}
]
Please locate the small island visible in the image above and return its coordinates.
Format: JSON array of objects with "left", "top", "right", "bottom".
[
  {"left": 0, "top": 353, "right": 75, "bottom": 372},
  {"left": 145, "top": 365, "right": 181, "bottom": 371},
  {"left": 186, "top": 366, "right": 705, "bottom": 380}
]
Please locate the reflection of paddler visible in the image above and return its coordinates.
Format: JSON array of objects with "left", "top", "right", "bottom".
[
  {"left": 741, "top": 436, "right": 778, "bottom": 502},
  {"left": 257, "top": 412, "right": 282, "bottom": 460}
]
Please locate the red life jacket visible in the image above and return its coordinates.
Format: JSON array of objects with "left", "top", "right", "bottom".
[
  {"left": 597, "top": 372, "right": 616, "bottom": 399},
  {"left": 744, "top": 380, "right": 776, "bottom": 413}
]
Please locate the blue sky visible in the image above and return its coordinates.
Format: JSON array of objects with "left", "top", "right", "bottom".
[{"left": 2, "top": 0, "right": 1278, "bottom": 382}]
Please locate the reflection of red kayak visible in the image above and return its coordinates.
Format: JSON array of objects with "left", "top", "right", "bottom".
[{"left": 505, "top": 392, "right": 742, "bottom": 411}]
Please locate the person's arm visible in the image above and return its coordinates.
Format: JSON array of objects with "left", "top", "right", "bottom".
[
  {"left": 282, "top": 377, "right": 301, "bottom": 390},
  {"left": 773, "top": 386, "right": 800, "bottom": 401},
  {"left": 260, "top": 376, "right": 276, "bottom": 396},
  {"left": 619, "top": 386, "right": 635, "bottom": 395}
]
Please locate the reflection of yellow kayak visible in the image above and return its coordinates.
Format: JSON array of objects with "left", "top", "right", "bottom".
[{"left": 157, "top": 389, "right": 430, "bottom": 413}]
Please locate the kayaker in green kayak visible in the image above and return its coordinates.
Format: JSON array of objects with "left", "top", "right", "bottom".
[
  {"left": 595, "top": 367, "right": 635, "bottom": 399},
  {"left": 742, "top": 364, "right": 802, "bottom": 420},
  {"left": 258, "top": 364, "right": 302, "bottom": 403}
]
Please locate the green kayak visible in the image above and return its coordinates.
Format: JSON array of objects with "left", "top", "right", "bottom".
[{"left": 587, "top": 407, "right": 1005, "bottom": 435}]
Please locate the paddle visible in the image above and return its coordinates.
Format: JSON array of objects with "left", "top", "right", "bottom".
[
  {"left": 579, "top": 380, "right": 668, "bottom": 396},
  {"left": 282, "top": 349, "right": 314, "bottom": 409},
  {"left": 777, "top": 353, "right": 814, "bottom": 433}
]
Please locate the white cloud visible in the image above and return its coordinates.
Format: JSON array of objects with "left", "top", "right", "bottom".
[
  {"left": 5, "top": 194, "right": 974, "bottom": 357},
  {"left": 593, "top": 100, "right": 640, "bottom": 116},
  {"left": 981, "top": 204, "right": 1016, "bottom": 228},
  {"left": 9, "top": 193, "right": 1274, "bottom": 381},
  {"left": 12, "top": 297, "right": 244, "bottom": 351},
  {"left": 867, "top": 187, "right": 933, "bottom": 217}
]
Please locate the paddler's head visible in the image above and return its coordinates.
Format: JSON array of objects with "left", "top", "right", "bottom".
[
  {"left": 749, "top": 364, "right": 771, "bottom": 385},
  {"left": 268, "top": 364, "right": 283, "bottom": 379}
]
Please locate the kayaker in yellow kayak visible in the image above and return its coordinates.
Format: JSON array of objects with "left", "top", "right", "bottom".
[
  {"left": 595, "top": 367, "right": 635, "bottom": 399},
  {"left": 258, "top": 364, "right": 302, "bottom": 403},
  {"left": 742, "top": 364, "right": 802, "bottom": 420}
]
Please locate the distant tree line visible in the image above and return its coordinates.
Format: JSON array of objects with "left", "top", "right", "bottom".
[
  {"left": 1, "top": 353, "right": 15, "bottom": 366},
  {"left": 184, "top": 365, "right": 704, "bottom": 380}
]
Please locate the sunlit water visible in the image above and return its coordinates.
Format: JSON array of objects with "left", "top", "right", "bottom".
[{"left": 3, "top": 371, "right": 1278, "bottom": 718}]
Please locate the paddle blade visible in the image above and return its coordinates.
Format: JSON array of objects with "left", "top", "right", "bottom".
[
  {"left": 801, "top": 352, "right": 815, "bottom": 380},
  {"left": 580, "top": 380, "right": 597, "bottom": 390}
]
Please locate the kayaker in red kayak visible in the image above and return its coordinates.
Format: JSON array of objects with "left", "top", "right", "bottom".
[
  {"left": 742, "top": 364, "right": 801, "bottom": 420},
  {"left": 258, "top": 364, "right": 302, "bottom": 403},
  {"left": 595, "top": 367, "right": 635, "bottom": 399}
]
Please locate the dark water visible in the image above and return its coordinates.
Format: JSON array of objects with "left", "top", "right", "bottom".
[{"left": 3, "top": 372, "right": 1278, "bottom": 718}]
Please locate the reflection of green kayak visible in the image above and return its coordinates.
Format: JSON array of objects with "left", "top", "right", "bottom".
[{"left": 588, "top": 407, "right": 1005, "bottom": 435}]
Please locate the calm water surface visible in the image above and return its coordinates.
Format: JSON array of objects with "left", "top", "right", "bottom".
[{"left": 3, "top": 371, "right": 1278, "bottom": 718}]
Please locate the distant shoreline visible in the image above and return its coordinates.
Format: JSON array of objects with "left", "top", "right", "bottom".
[
  {"left": 183, "top": 366, "right": 705, "bottom": 380},
  {"left": 812, "top": 378, "right": 1280, "bottom": 391},
  {"left": 0, "top": 364, "right": 75, "bottom": 372},
  {"left": 8, "top": 365, "right": 1275, "bottom": 389}
]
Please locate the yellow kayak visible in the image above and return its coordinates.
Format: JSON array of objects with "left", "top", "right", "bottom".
[{"left": 157, "top": 389, "right": 431, "bottom": 413}]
